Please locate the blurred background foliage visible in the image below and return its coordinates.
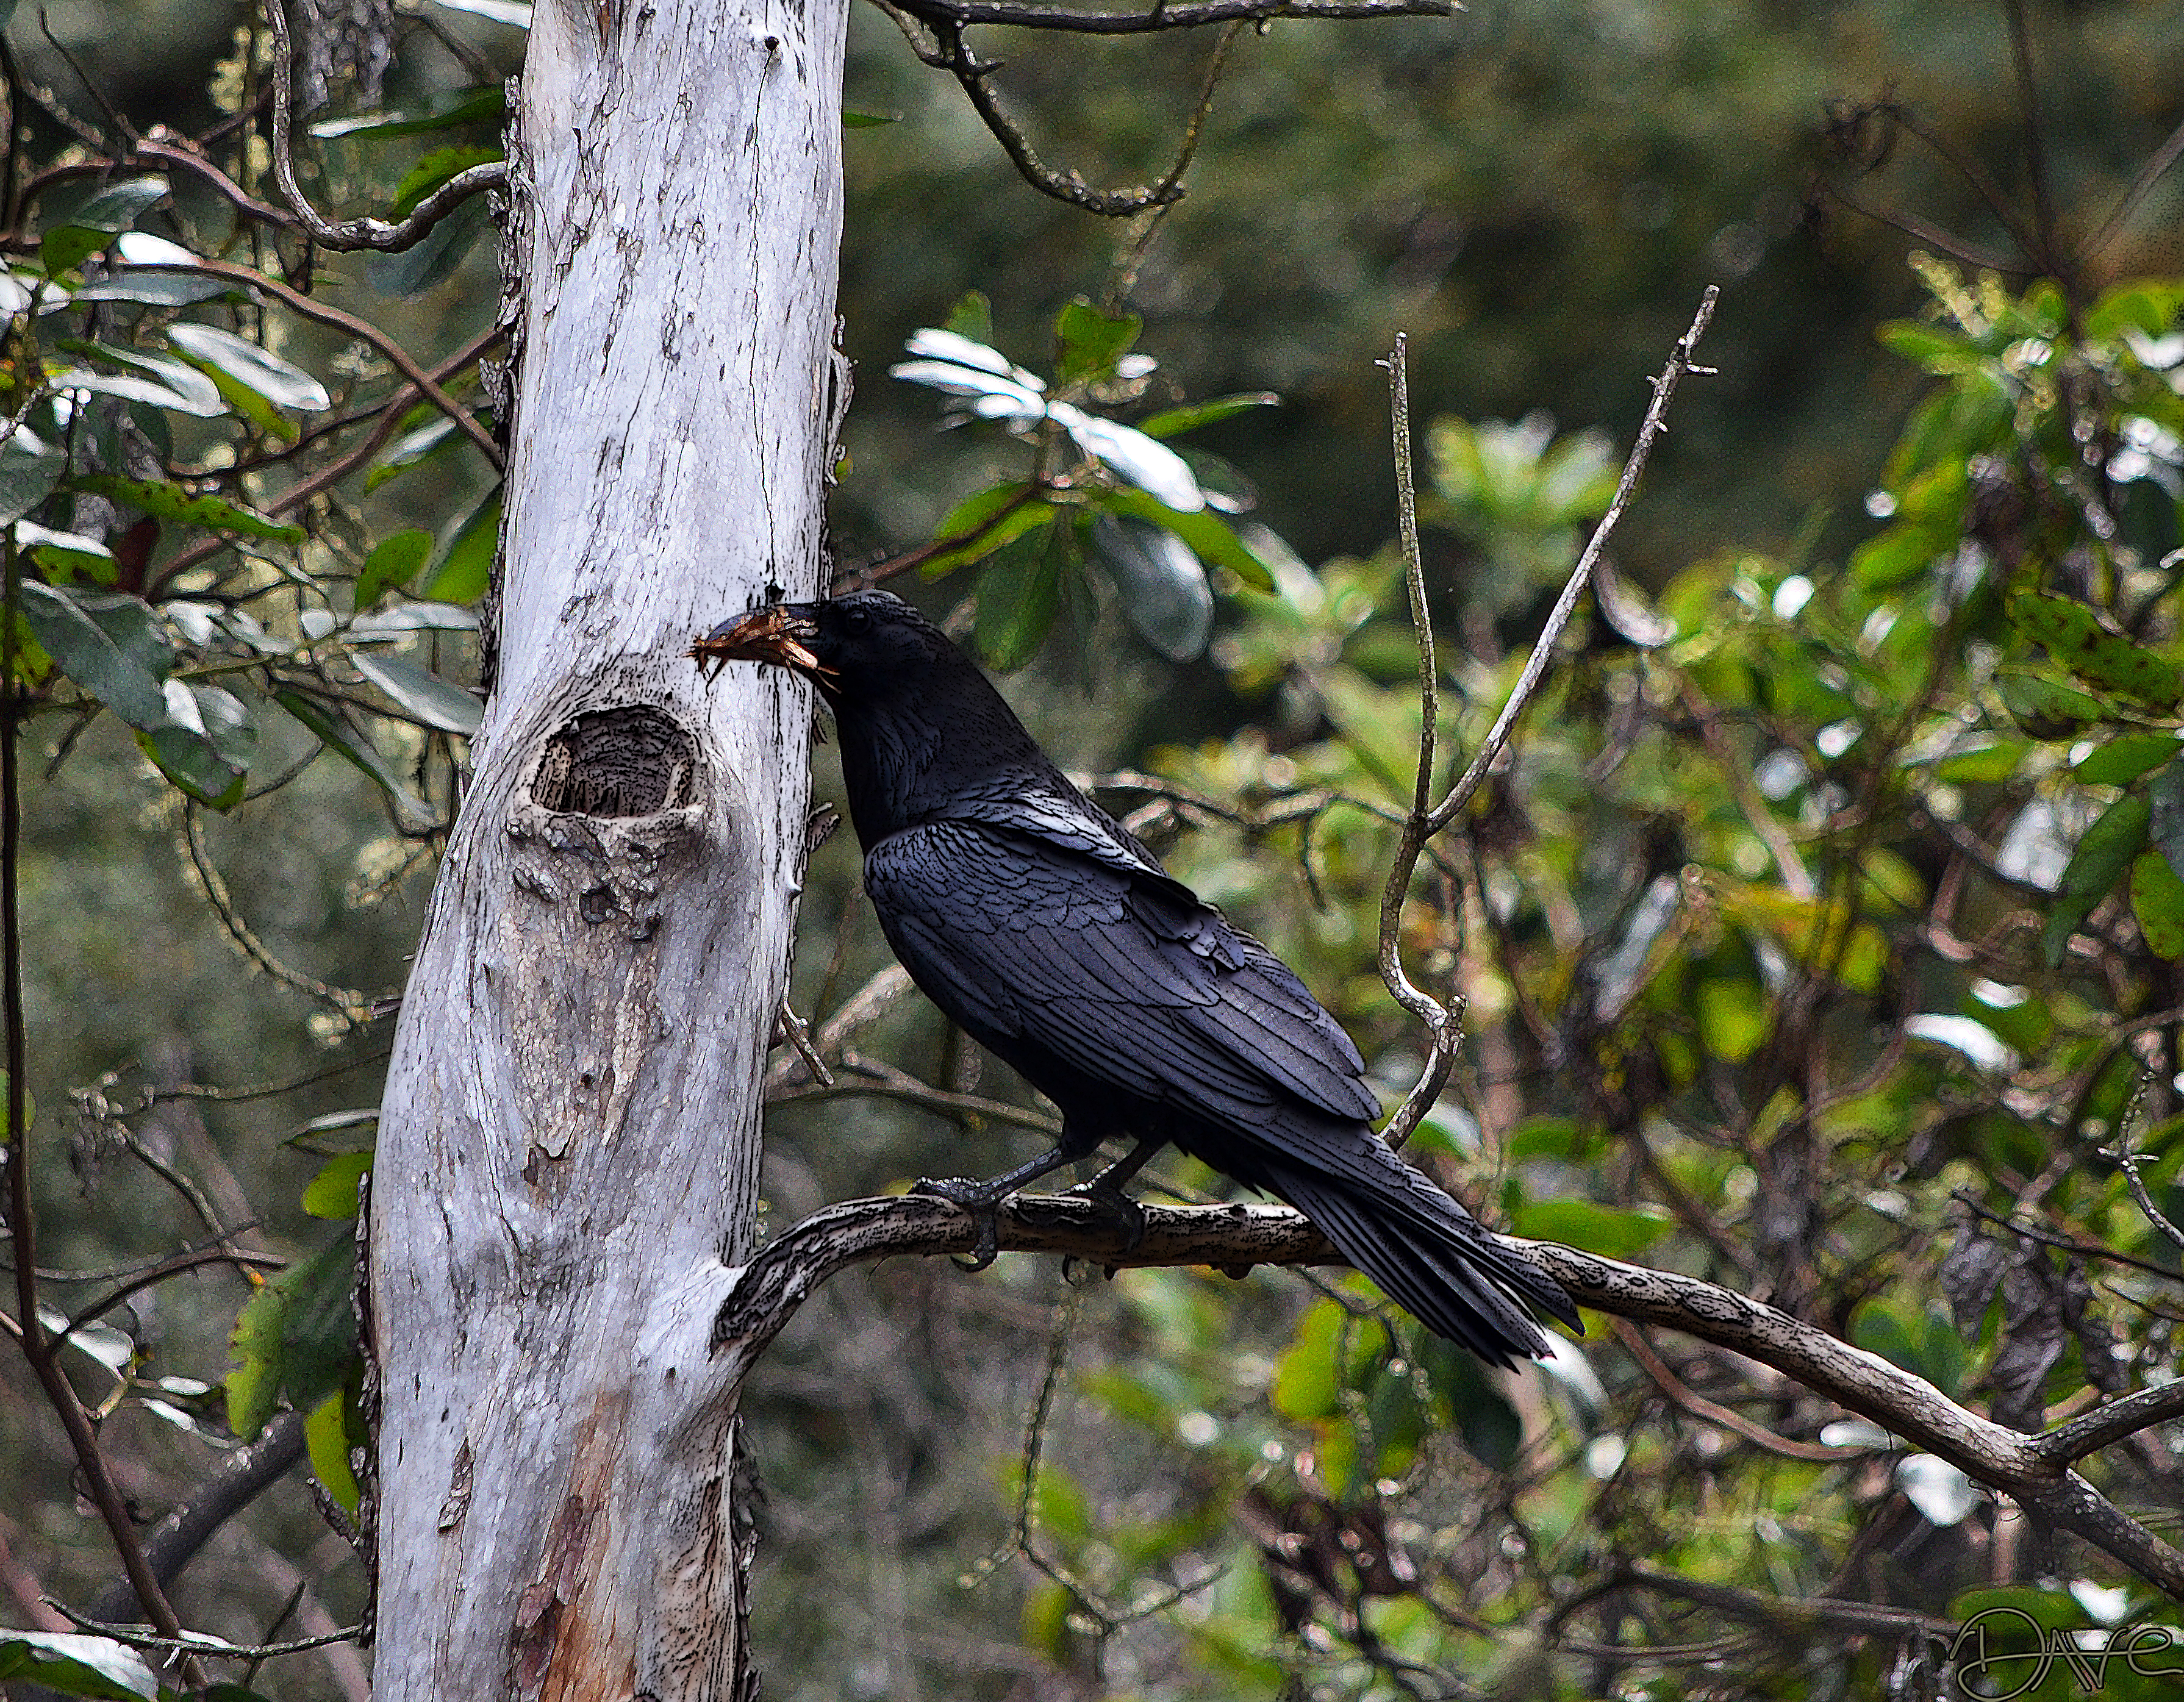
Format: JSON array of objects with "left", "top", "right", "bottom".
[{"left": 3, "top": 0, "right": 2184, "bottom": 1697}]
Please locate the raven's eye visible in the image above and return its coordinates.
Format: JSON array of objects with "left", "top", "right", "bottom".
[{"left": 842, "top": 606, "right": 871, "bottom": 633}]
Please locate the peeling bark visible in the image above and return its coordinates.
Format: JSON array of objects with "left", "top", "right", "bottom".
[{"left": 370, "top": 0, "right": 848, "bottom": 1688}]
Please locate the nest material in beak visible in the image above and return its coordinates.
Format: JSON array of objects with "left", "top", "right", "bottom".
[{"left": 690, "top": 606, "right": 828, "bottom": 682}]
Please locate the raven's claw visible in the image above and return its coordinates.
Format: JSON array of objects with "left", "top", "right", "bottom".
[
  {"left": 911, "top": 1175, "right": 1004, "bottom": 1270},
  {"left": 1063, "top": 1176, "right": 1147, "bottom": 1254}
]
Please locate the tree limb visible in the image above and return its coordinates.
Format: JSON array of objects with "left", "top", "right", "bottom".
[
  {"left": 262, "top": 0, "right": 506, "bottom": 252},
  {"left": 714, "top": 1191, "right": 2184, "bottom": 1603},
  {"left": 86, "top": 1411, "right": 309, "bottom": 1626},
  {"left": 886, "top": 0, "right": 1455, "bottom": 32}
]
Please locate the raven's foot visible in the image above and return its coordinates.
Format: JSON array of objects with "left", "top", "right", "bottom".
[
  {"left": 911, "top": 1175, "right": 1006, "bottom": 1271},
  {"left": 1062, "top": 1176, "right": 1147, "bottom": 1254}
]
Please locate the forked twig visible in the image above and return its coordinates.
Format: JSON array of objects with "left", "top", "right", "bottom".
[{"left": 1373, "top": 288, "right": 1720, "bottom": 1146}]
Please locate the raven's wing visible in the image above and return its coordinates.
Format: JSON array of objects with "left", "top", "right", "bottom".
[
  {"left": 863, "top": 818, "right": 1380, "bottom": 1128},
  {"left": 864, "top": 817, "right": 1578, "bottom": 1361}
]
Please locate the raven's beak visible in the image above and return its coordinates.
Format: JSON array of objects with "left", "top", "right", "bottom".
[{"left": 690, "top": 605, "right": 830, "bottom": 684}]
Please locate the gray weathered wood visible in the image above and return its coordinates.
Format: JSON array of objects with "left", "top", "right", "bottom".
[{"left": 368, "top": 0, "right": 847, "bottom": 1687}]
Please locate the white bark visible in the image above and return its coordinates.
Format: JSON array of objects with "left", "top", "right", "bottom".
[{"left": 367, "top": 0, "right": 847, "bottom": 1686}]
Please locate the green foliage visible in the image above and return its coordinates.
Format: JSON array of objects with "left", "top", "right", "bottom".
[{"left": 888, "top": 300, "right": 1278, "bottom": 667}]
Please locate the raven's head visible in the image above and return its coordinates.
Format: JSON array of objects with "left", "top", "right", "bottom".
[{"left": 691, "top": 590, "right": 954, "bottom": 704}]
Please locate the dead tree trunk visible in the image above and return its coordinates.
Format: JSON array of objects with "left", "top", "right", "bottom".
[{"left": 367, "top": 0, "right": 847, "bottom": 1688}]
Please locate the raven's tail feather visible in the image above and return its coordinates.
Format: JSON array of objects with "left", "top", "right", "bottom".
[{"left": 1258, "top": 1159, "right": 1580, "bottom": 1368}]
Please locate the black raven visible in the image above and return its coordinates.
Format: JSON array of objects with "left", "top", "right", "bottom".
[{"left": 696, "top": 590, "right": 1578, "bottom": 1366}]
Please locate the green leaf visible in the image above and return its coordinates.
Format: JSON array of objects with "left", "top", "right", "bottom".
[
  {"left": 71, "top": 471, "right": 304, "bottom": 543},
  {"left": 974, "top": 526, "right": 1065, "bottom": 670},
  {"left": 77, "top": 270, "right": 234, "bottom": 307},
  {"left": 309, "top": 83, "right": 506, "bottom": 141},
  {"left": 1272, "top": 1298, "right": 1345, "bottom": 1420},
  {"left": 0, "top": 435, "right": 65, "bottom": 524},
  {"left": 367, "top": 195, "right": 493, "bottom": 298},
  {"left": 2132, "top": 849, "right": 2184, "bottom": 960},
  {"left": 1101, "top": 485, "right": 1274, "bottom": 590},
  {"left": 843, "top": 109, "right": 901, "bottom": 127},
  {"left": 18, "top": 582, "right": 171, "bottom": 728},
  {"left": 1054, "top": 296, "right": 1142, "bottom": 384},
  {"left": 1996, "top": 667, "right": 2111, "bottom": 738},
  {"left": 16, "top": 521, "right": 118, "bottom": 584},
  {"left": 941, "top": 289, "right": 993, "bottom": 346},
  {"left": 57, "top": 340, "right": 224, "bottom": 415},
  {"left": 1136, "top": 392, "right": 1281, "bottom": 440},
  {"left": 351, "top": 649, "right": 482, "bottom": 734},
  {"left": 2008, "top": 589, "right": 2183, "bottom": 709},
  {"left": 1875, "top": 320, "right": 1980, "bottom": 369},
  {"left": 2044, "top": 793, "right": 2152, "bottom": 966},
  {"left": 138, "top": 681, "right": 256, "bottom": 807},
  {"left": 366, "top": 415, "right": 459, "bottom": 488},
  {"left": 273, "top": 688, "right": 435, "bottom": 826},
  {"left": 1696, "top": 977, "right": 1769, "bottom": 1062},
  {"left": 390, "top": 145, "right": 504, "bottom": 218},
  {"left": 303, "top": 1150, "right": 374, "bottom": 1219},
  {"left": 1509, "top": 1199, "right": 1672, "bottom": 1257},
  {"left": 421, "top": 487, "right": 500, "bottom": 603},
  {"left": 1091, "top": 512, "right": 1211, "bottom": 661},
  {"left": 356, "top": 528, "right": 434, "bottom": 607},
  {"left": 2085, "top": 280, "right": 2184, "bottom": 341},
  {"left": 166, "top": 322, "right": 332, "bottom": 413},
  {"left": 273, "top": 690, "right": 434, "bottom": 830},
  {"left": 2074, "top": 732, "right": 2183, "bottom": 787},
  {"left": 306, "top": 1387, "right": 363, "bottom": 1517},
  {"left": 62, "top": 176, "right": 171, "bottom": 234},
  {"left": 40, "top": 226, "right": 107, "bottom": 276},
  {"left": 1932, "top": 738, "right": 2025, "bottom": 783},
  {"left": 919, "top": 484, "right": 1056, "bottom": 579},
  {"left": 38, "top": 179, "right": 170, "bottom": 277},
  {"left": 286, "top": 1106, "right": 382, "bottom": 1153},
  {"left": 224, "top": 1235, "right": 359, "bottom": 1441},
  {"left": 0, "top": 1632, "right": 160, "bottom": 1700}
]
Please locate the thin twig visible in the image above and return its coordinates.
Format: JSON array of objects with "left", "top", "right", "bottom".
[
  {"left": 1609, "top": 1316, "right": 1866, "bottom": 1464},
  {"left": 2085, "top": 110, "right": 2184, "bottom": 262},
  {"left": 62, "top": 1243, "right": 286, "bottom": 1339},
  {"left": 261, "top": 0, "right": 505, "bottom": 253},
  {"left": 3, "top": 532, "right": 202, "bottom": 1676},
  {"left": 1372, "top": 332, "right": 1459, "bottom": 1148},
  {"left": 136, "top": 258, "right": 503, "bottom": 468},
  {"left": 181, "top": 801, "right": 373, "bottom": 1023},
  {"left": 1433, "top": 287, "right": 1719, "bottom": 833},
  {"left": 47, "top": 1599, "right": 361, "bottom": 1661}
]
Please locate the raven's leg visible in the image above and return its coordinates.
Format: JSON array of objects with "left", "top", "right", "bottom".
[
  {"left": 1063, "top": 1135, "right": 1162, "bottom": 1253},
  {"left": 912, "top": 1143, "right": 1083, "bottom": 1271}
]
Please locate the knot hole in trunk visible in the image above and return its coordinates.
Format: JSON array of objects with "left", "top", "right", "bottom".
[{"left": 531, "top": 706, "right": 698, "bottom": 817}]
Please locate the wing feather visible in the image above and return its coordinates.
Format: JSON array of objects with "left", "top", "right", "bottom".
[{"left": 865, "top": 820, "right": 1378, "bottom": 1125}]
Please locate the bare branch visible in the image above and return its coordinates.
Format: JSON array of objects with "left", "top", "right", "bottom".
[
  {"left": 2086, "top": 109, "right": 2184, "bottom": 262},
  {"left": 713, "top": 1192, "right": 2184, "bottom": 1603},
  {"left": 911, "top": 5, "right": 1244, "bottom": 215},
  {"left": 87, "top": 1411, "right": 310, "bottom": 1626},
  {"left": 2035, "top": 1380, "right": 2184, "bottom": 1468},
  {"left": 1372, "top": 331, "right": 1460, "bottom": 1148},
  {"left": 1431, "top": 285, "right": 1719, "bottom": 834},
  {"left": 885, "top": 0, "right": 1456, "bottom": 33},
  {"left": 262, "top": 0, "right": 505, "bottom": 252},
  {"left": 936, "top": 20, "right": 1190, "bottom": 215}
]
